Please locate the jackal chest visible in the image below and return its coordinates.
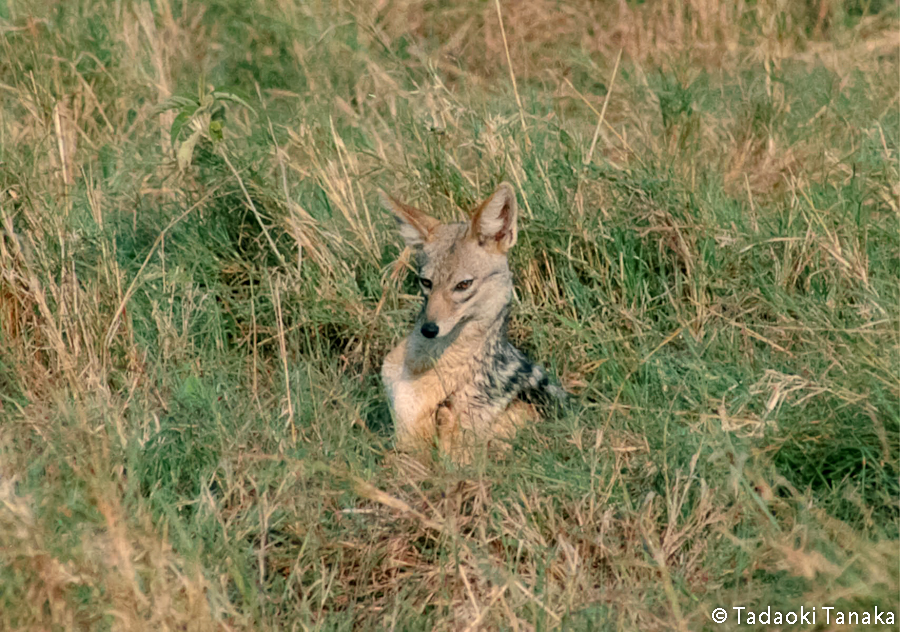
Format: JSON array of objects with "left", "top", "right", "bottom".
[{"left": 381, "top": 337, "right": 473, "bottom": 438}]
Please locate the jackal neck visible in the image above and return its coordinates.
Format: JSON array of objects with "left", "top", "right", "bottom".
[{"left": 404, "top": 305, "right": 510, "bottom": 377}]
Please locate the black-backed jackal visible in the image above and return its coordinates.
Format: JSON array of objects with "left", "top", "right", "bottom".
[{"left": 381, "top": 182, "right": 566, "bottom": 462}]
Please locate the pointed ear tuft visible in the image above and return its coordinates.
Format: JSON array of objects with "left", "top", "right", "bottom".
[
  {"left": 380, "top": 190, "right": 441, "bottom": 248},
  {"left": 467, "top": 182, "right": 518, "bottom": 253}
]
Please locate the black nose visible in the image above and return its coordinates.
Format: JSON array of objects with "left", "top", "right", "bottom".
[{"left": 421, "top": 322, "right": 439, "bottom": 338}]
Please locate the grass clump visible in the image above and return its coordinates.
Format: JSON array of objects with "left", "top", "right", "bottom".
[{"left": 1, "top": 0, "right": 897, "bottom": 629}]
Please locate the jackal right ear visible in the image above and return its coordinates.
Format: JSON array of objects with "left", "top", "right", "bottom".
[
  {"left": 468, "top": 182, "right": 518, "bottom": 253},
  {"left": 380, "top": 191, "right": 440, "bottom": 248}
]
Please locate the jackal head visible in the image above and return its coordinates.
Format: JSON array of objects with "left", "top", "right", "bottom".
[{"left": 382, "top": 182, "right": 518, "bottom": 340}]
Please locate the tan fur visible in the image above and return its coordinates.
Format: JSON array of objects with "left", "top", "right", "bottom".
[
  {"left": 382, "top": 319, "right": 539, "bottom": 461},
  {"left": 437, "top": 400, "right": 538, "bottom": 464},
  {"left": 381, "top": 183, "right": 554, "bottom": 463}
]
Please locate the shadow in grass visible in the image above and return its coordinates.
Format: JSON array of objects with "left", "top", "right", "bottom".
[{"left": 363, "top": 397, "right": 394, "bottom": 439}]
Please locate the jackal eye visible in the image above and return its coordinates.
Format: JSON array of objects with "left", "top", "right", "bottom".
[
  {"left": 419, "top": 277, "right": 432, "bottom": 290},
  {"left": 454, "top": 279, "right": 473, "bottom": 291}
]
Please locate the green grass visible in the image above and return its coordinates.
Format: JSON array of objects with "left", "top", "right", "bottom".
[{"left": 1, "top": 1, "right": 898, "bottom": 629}]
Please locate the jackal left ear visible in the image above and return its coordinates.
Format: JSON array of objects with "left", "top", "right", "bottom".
[
  {"left": 468, "top": 182, "right": 518, "bottom": 253},
  {"left": 380, "top": 191, "right": 441, "bottom": 248}
]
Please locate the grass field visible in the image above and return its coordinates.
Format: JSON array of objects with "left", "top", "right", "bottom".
[{"left": 1, "top": 1, "right": 898, "bottom": 629}]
